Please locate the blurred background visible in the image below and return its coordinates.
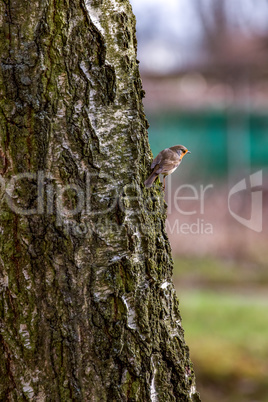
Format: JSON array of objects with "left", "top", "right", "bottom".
[{"left": 130, "top": 0, "right": 268, "bottom": 401}]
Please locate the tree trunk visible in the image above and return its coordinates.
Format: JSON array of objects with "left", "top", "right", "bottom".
[{"left": 0, "top": 0, "right": 200, "bottom": 400}]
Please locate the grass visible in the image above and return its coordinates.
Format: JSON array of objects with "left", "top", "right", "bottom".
[
  {"left": 173, "top": 257, "right": 268, "bottom": 402},
  {"left": 173, "top": 256, "right": 268, "bottom": 289}
]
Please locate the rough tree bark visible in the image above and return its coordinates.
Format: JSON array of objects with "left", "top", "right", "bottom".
[{"left": 0, "top": 0, "right": 200, "bottom": 400}]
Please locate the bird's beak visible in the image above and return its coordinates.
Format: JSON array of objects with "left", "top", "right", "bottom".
[{"left": 187, "top": 150, "right": 191, "bottom": 154}]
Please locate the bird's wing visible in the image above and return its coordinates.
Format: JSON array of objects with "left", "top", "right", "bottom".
[
  {"left": 160, "top": 160, "right": 180, "bottom": 174},
  {"left": 150, "top": 151, "right": 164, "bottom": 169},
  {"left": 150, "top": 148, "right": 180, "bottom": 173},
  {"left": 154, "top": 149, "right": 180, "bottom": 172}
]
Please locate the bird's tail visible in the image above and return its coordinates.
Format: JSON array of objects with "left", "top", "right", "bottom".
[{"left": 144, "top": 172, "right": 158, "bottom": 188}]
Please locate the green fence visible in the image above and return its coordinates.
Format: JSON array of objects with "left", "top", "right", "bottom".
[{"left": 147, "top": 110, "right": 268, "bottom": 179}]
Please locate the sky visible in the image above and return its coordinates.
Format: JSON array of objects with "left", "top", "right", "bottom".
[
  {"left": 130, "top": 0, "right": 202, "bottom": 72},
  {"left": 129, "top": 0, "right": 268, "bottom": 73},
  {"left": 130, "top": 0, "right": 201, "bottom": 42}
]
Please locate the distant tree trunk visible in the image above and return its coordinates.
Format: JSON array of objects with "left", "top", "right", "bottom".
[{"left": 0, "top": 1, "right": 200, "bottom": 400}]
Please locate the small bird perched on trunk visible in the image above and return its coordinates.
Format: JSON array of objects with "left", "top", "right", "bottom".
[{"left": 144, "top": 145, "right": 191, "bottom": 190}]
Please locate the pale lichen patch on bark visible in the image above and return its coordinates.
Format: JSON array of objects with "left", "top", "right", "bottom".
[{"left": 122, "top": 294, "right": 137, "bottom": 330}]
